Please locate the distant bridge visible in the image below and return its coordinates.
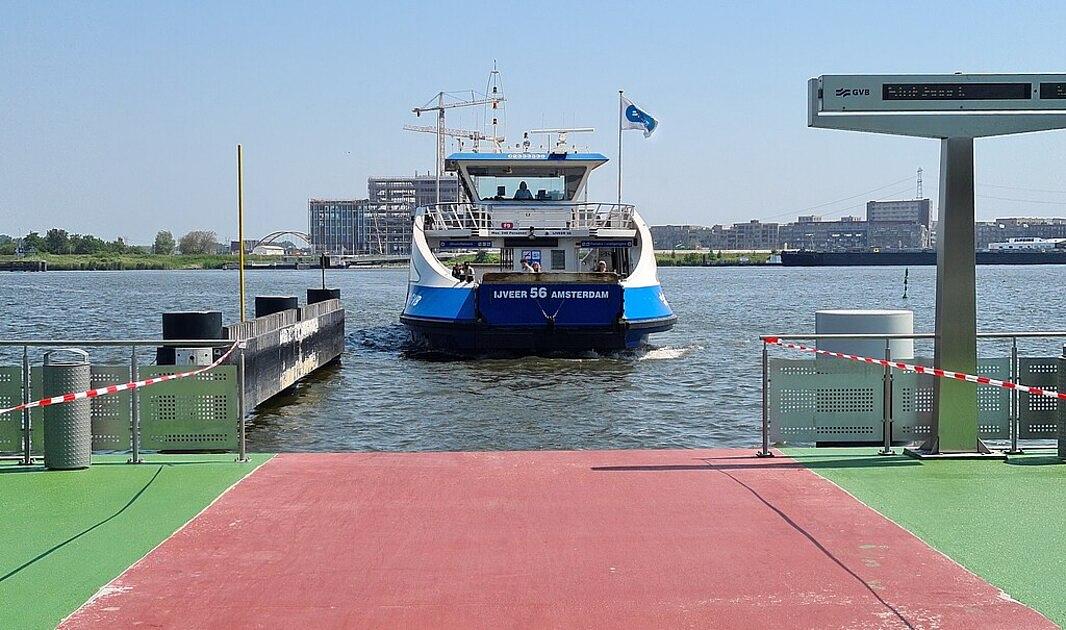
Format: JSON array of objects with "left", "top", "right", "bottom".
[{"left": 252, "top": 230, "right": 312, "bottom": 251}]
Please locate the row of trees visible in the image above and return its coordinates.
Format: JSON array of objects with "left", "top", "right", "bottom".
[{"left": 0, "top": 229, "right": 221, "bottom": 256}]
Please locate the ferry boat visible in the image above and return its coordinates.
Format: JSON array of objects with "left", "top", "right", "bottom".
[{"left": 400, "top": 141, "right": 675, "bottom": 354}]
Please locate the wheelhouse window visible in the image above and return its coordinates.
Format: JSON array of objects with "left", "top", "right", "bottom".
[{"left": 468, "top": 166, "right": 586, "bottom": 202}]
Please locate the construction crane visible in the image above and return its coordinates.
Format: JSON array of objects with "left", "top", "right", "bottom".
[
  {"left": 402, "top": 124, "right": 504, "bottom": 152},
  {"left": 410, "top": 70, "right": 506, "bottom": 203}
]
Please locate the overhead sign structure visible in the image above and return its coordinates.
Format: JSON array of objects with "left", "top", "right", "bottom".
[{"left": 809, "top": 73, "right": 1066, "bottom": 457}]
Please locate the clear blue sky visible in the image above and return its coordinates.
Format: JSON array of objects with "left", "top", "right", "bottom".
[{"left": 3, "top": 0, "right": 1066, "bottom": 243}]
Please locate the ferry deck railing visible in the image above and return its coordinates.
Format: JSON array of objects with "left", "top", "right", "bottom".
[
  {"left": 757, "top": 331, "right": 1066, "bottom": 457},
  {"left": 421, "top": 202, "right": 635, "bottom": 232},
  {"left": 0, "top": 338, "right": 247, "bottom": 466}
]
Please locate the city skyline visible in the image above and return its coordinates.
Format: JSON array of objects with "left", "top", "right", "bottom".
[{"left": 5, "top": 2, "right": 1066, "bottom": 242}]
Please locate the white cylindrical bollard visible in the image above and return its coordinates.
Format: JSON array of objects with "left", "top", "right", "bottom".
[{"left": 815, "top": 310, "right": 914, "bottom": 361}]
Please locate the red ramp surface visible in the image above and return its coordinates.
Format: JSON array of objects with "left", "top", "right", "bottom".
[{"left": 64, "top": 450, "right": 1052, "bottom": 629}]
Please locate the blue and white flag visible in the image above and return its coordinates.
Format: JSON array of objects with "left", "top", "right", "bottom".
[{"left": 620, "top": 95, "right": 658, "bottom": 138}]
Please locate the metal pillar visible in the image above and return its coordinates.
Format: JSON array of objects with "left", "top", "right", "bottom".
[
  {"left": 879, "top": 339, "right": 895, "bottom": 455},
  {"left": 237, "top": 346, "right": 248, "bottom": 463},
  {"left": 1006, "top": 337, "right": 1024, "bottom": 454},
  {"left": 757, "top": 340, "right": 773, "bottom": 457},
  {"left": 21, "top": 345, "right": 31, "bottom": 466},
  {"left": 928, "top": 137, "right": 981, "bottom": 454},
  {"left": 129, "top": 346, "right": 143, "bottom": 464}
]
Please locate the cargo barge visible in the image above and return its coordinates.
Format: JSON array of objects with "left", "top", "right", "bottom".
[{"left": 781, "top": 249, "right": 1066, "bottom": 266}]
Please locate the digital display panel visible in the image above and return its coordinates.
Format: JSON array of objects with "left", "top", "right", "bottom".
[
  {"left": 1040, "top": 82, "right": 1066, "bottom": 99},
  {"left": 882, "top": 83, "right": 1031, "bottom": 101}
]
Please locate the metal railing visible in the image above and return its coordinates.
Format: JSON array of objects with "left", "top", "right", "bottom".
[
  {"left": 756, "top": 331, "right": 1066, "bottom": 457},
  {"left": 0, "top": 338, "right": 247, "bottom": 466},
  {"left": 421, "top": 202, "right": 635, "bottom": 232}
]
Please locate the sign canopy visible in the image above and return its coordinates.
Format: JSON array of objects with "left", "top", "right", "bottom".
[{"left": 809, "top": 73, "right": 1066, "bottom": 138}]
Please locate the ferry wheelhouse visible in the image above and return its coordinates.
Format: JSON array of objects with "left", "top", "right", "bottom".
[{"left": 400, "top": 146, "right": 675, "bottom": 354}]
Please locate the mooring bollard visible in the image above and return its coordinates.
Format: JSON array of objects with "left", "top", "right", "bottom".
[{"left": 42, "top": 349, "right": 92, "bottom": 470}]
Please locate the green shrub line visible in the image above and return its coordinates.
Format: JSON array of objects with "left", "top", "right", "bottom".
[{"left": 0, "top": 253, "right": 277, "bottom": 271}]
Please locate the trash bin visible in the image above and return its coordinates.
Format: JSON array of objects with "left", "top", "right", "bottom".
[{"left": 42, "top": 348, "right": 91, "bottom": 470}]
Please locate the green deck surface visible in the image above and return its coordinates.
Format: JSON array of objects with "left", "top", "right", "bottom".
[
  {"left": 0, "top": 453, "right": 272, "bottom": 630},
  {"left": 787, "top": 448, "right": 1066, "bottom": 626}
]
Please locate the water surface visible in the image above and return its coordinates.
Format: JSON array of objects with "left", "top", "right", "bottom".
[{"left": 0, "top": 266, "right": 1060, "bottom": 451}]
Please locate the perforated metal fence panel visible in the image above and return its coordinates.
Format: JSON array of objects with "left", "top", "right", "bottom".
[
  {"left": 139, "top": 366, "right": 238, "bottom": 451},
  {"left": 770, "top": 356, "right": 1023, "bottom": 445},
  {"left": 0, "top": 367, "right": 23, "bottom": 453},
  {"left": 1019, "top": 357, "right": 1061, "bottom": 439},
  {"left": 90, "top": 365, "right": 131, "bottom": 452},
  {"left": 2, "top": 363, "right": 239, "bottom": 456}
]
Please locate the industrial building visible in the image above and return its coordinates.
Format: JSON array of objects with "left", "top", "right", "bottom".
[
  {"left": 310, "top": 174, "right": 460, "bottom": 255},
  {"left": 308, "top": 198, "right": 413, "bottom": 255},
  {"left": 866, "top": 198, "right": 932, "bottom": 227},
  {"left": 309, "top": 199, "right": 366, "bottom": 254},
  {"left": 368, "top": 174, "right": 459, "bottom": 208},
  {"left": 975, "top": 217, "right": 1066, "bottom": 249}
]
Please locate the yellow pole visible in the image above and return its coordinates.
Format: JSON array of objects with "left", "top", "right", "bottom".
[{"left": 237, "top": 144, "right": 246, "bottom": 322}]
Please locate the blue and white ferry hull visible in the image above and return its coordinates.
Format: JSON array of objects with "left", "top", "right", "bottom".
[{"left": 400, "top": 211, "right": 675, "bottom": 355}]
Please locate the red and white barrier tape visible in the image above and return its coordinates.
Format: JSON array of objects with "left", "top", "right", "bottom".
[
  {"left": 763, "top": 337, "right": 1065, "bottom": 401},
  {"left": 0, "top": 341, "right": 242, "bottom": 417}
]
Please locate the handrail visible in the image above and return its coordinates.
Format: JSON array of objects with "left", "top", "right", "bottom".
[
  {"left": 422, "top": 201, "right": 635, "bottom": 231},
  {"left": 756, "top": 329, "right": 1066, "bottom": 458},
  {"left": 0, "top": 339, "right": 238, "bottom": 347},
  {"left": 761, "top": 332, "right": 1066, "bottom": 341}
]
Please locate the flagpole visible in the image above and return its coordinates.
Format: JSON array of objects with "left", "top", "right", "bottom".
[{"left": 617, "top": 90, "right": 623, "bottom": 205}]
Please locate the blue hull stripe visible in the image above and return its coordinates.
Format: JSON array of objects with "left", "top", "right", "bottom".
[
  {"left": 622, "top": 285, "right": 674, "bottom": 322},
  {"left": 404, "top": 285, "right": 477, "bottom": 322}
]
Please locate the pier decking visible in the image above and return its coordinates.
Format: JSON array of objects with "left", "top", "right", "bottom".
[{"left": 35, "top": 449, "right": 1059, "bottom": 629}]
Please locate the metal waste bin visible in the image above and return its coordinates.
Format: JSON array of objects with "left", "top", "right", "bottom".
[{"left": 43, "top": 348, "right": 91, "bottom": 470}]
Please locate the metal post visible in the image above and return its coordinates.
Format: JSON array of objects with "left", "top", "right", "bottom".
[
  {"left": 879, "top": 339, "right": 896, "bottom": 455},
  {"left": 617, "top": 90, "right": 623, "bottom": 205},
  {"left": 929, "top": 137, "right": 979, "bottom": 454},
  {"left": 129, "top": 345, "right": 142, "bottom": 464},
  {"left": 1006, "top": 336, "right": 1023, "bottom": 454},
  {"left": 237, "top": 345, "right": 248, "bottom": 463},
  {"left": 757, "top": 340, "right": 774, "bottom": 457},
  {"left": 21, "top": 345, "right": 31, "bottom": 466},
  {"left": 237, "top": 144, "right": 247, "bottom": 323}
]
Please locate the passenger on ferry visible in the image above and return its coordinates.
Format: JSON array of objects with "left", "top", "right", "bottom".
[
  {"left": 451, "top": 263, "right": 463, "bottom": 279},
  {"left": 521, "top": 259, "right": 534, "bottom": 272},
  {"left": 531, "top": 261, "right": 542, "bottom": 273},
  {"left": 462, "top": 262, "right": 475, "bottom": 282},
  {"left": 513, "top": 181, "right": 534, "bottom": 200},
  {"left": 595, "top": 260, "right": 608, "bottom": 272}
]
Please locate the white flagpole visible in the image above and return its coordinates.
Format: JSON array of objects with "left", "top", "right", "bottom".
[{"left": 617, "top": 90, "right": 623, "bottom": 205}]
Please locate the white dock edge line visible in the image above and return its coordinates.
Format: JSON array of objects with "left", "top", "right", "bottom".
[
  {"left": 59, "top": 454, "right": 278, "bottom": 626},
  {"left": 794, "top": 452, "right": 1054, "bottom": 625}
]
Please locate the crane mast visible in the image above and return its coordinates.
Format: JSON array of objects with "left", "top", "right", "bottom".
[{"left": 409, "top": 66, "right": 506, "bottom": 203}]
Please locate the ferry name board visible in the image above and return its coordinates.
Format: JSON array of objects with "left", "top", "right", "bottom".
[
  {"left": 477, "top": 283, "right": 623, "bottom": 327},
  {"left": 816, "top": 74, "right": 1066, "bottom": 113},
  {"left": 438, "top": 240, "right": 493, "bottom": 249},
  {"left": 580, "top": 240, "right": 634, "bottom": 248}
]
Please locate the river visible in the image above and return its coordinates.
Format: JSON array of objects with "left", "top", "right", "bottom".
[{"left": 0, "top": 266, "right": 1061, "bottom": 451}]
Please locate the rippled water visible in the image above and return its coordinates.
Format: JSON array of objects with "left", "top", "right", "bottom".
[{"left": 0, "top": 266, "right": 1061, "bottom": 451}]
